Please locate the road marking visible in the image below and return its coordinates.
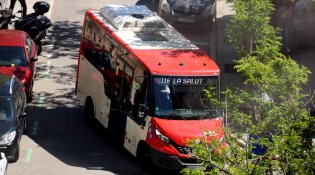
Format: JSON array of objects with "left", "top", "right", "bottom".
[
  {"left": 25, "top": 148, "right": 32, "bottom": 162},
  {"left": 44, "top": 74, "right": 49, "bottom": 81},
  {"left": 45, "top": 61, "right": 51, "bottom": 75},
  {"left": 31, "top": 121, "right": 39, "bottom": 135},
  {"left": 42, "top": 36, "right": 56, "bottom": 59},
  {"left": 38, "top": 61, "right": 51, "bottom": 81},
  {"left": 37, "top": 93, "right": 46, "bottom": 107},
  {"left": 39, "top": 96, "right": 45, "bottom": 102}
]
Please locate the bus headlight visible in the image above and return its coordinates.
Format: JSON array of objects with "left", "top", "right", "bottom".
[
  {"left": 0, "top": 131, "right": 16, "bottom": 145},
  {"left": 155, "top": 129, "right": 171, "bottom": 144}
]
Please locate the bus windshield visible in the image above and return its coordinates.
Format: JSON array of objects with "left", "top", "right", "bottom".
[{"left": 152, "top": 76, "right": 219, "bottom": 120}]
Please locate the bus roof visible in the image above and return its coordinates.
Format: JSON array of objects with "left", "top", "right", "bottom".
[
  {"left": 86, "top": 5, "right": 220, "bottom": 76},
  {"left": 131, "top": 49, "right": 220, "bottom": 76}
]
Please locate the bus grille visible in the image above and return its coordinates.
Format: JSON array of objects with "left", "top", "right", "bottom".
[
  {"left": 176, "top": 146, "right": 193, "bottom": 155},
  {"left": 179, "top": 158, "right": 200, "bottom": 164}
]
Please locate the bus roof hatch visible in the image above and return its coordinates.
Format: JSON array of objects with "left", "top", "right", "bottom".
[{"left": 100, "top": 5, "right": 168, "bottom": 30}]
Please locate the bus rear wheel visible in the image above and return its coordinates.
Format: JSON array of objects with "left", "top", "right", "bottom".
[{"left": 84, "top": 98, "right": 95, "bottom": 125}]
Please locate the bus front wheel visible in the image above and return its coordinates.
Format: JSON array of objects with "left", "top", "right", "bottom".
[{"left": 137, "top": 142, "right": 152, "bottom": 170}]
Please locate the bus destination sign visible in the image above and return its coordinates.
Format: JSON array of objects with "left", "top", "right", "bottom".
[{"left": 158, "top": 77, "right": 209, "bottom": 85}]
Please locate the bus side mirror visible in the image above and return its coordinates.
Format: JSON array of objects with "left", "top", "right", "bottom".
[{"left": 138, "top": 104, "right": 147, "bottom": 120}]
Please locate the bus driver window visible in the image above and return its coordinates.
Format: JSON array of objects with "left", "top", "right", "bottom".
[
  {"left": 181, "top": 91, "right": 203, "bottom": 110},
  {"left": 131, "top": 71, "right": 147, "bottom": 119}
]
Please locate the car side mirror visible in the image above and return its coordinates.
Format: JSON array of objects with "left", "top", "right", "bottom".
[
  {"left": 30, "top": 57, "right": 38, "bottom": 62},
  {"left": 18, "top": 112, "right": 27, "bottom": 119}
]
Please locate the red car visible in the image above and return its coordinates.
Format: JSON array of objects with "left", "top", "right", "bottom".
[{"left": 0, "top": 30, "right": 38, "bottom": 103}]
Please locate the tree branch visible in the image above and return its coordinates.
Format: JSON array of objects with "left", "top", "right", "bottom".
[{"left": 250, "top": 157, "right": 261, "bottom": 175}]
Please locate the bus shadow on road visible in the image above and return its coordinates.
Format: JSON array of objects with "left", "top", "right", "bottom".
[{"left": 26, "top": 97, "right": 180, "bottom": 175}]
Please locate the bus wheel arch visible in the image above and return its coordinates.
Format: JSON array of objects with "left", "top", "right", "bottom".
[
  {"left": 84, "top": 96, "right": 95, "bottom": 124},
  {"left": 136, "top": 140, "right": 151, "bottom": 168}
]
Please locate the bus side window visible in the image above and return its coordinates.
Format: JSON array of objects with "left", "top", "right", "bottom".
[
  {"left": 111, "top": 59, "right": 133, "bottom": 110},
  {"left": 120, "top": 65, "right": 133, "bottom": 111},
  {"left": 89, "top": 50, "right": 113, "bottom": 70},
  {"left": 84, "top": 18, "right": 92, "bottom": 41},
  {"left": 82, "top": 18, "right": 114, "bottom": 71}
]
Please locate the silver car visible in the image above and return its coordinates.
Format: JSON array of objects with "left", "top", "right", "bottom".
[
  {"left": 158, "top": 0, "right": 215, "bottom": 27},
  {"left": 0, "top": 153, "right": 7, "bottom": 175}
]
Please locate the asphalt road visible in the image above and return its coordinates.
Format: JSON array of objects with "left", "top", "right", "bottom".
[{"left": 7, "top": 0, "right": 213, "bottom": 175}]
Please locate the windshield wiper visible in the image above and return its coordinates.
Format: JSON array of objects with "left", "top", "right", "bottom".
[
  {"left": 168, "top": 112, "right": 186, "bottom": 120},
  {"left": 168, "top": 109, "right": 192, "bottom": 120},
  {"left": 199, "top": 109, "right": 220, "bottom": 119}
]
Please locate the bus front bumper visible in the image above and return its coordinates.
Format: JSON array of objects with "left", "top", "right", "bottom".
[{"left": 149, "top": 147, "right": 202, "bottom": 171}]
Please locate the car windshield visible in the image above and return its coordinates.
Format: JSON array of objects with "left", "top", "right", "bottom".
[
  {"left": 152, "top": 76, "right": 219, "bottom": 120},
  {"left": 0, "top": 97, "right": 13, "bottom": 121},
  {"left": 0, "top": 46, "right": 27, "bottom": 66}
]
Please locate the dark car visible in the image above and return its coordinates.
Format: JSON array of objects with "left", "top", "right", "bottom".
[
  {"left": 158, "top": 0, "right": 216, "bottom": 27},
  {"left": 0, "top": 74, "right": 27, "bottom": 163},
  {"left": 0, "top": 30, "right": 38, "bottom": 103}
]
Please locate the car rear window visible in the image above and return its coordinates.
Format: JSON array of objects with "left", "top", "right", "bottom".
[{"left": 0, "top": 46, "right": 27, "bottom": 66}]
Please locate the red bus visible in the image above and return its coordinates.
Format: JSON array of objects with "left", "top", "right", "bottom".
[{"left": 76, "top": 5, "right": 224, "bottom": 170}]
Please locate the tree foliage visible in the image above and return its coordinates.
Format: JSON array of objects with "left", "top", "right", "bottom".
[
  {"left": 226, "top": 0, "right": 281, "bottom": 60},
  {"left": 182, "top": 0, "right": 315, "bottom": 174}
]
